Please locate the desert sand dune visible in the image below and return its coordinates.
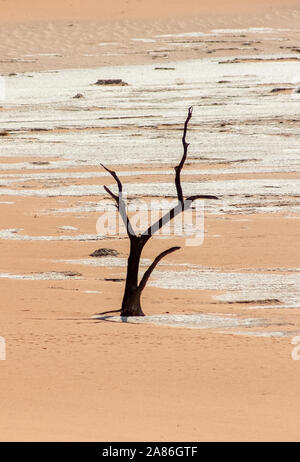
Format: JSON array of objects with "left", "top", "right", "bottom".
[
  {"left": 0, "top": 0, "right": 299, "bottom": 23},
  {"left": 0, "top": 0, "right": 300, "bottom": 72}
]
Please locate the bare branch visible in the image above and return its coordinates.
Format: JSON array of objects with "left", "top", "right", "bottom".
[
  {"left": 101, "top": 163, "right": 136, "bottom": 238},
  {"left": 139, "top": 106, "right": 218, "bottom": 240},
  {"left": 175, "top": 106, "right": 193, "bottom": 203},
  {"left": 104, "top": 185, "right": 119, "bottom": 207},
  {"left": 138, "top": 246, "right": 180, "bottom": 293},
  {"left": 101, "top": 164, "right": 123, "bottom": 192},
  {"left": 141, "top": 194, "right": 218, "bottom": 240}
]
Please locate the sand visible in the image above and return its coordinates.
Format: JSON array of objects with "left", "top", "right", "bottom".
[
  {"left": 1, "top": 0, "right": 300, "bottom": 72},
  {"left": 0, "top": 0, "right": 300, "bottom": 442}
]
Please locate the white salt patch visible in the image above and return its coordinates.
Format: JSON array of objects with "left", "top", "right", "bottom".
[
  {"left": 41, "top": 203, "right": 113, "bottom": 214},
  {"left": 84, "top": 290, "right": 101, "bottom": 294},
  {"left": 157, "top": 32, "right": 212, "bottom": 38},
  {"left": 0, "top": 161, "right": 78, "bottom": 171},
  {"left": 0, "top": 169, "right": 177, "bottom": 183},
  {"left": 218, "top": 53, "right": 300, "bottom": 63},
  {"left": 0, "top": 186, "right": 104, "bottom": 197},
  {"left": 24, "top": 53, "right": 62, "bottom": 57},
  {"left": 1, "top": 57, "right": 299, "bottom": 216},
  {"left": 93, "top": 313, "right": 267, "bottom": 330},
  {"left": 103, "top": 52, "right": 122, "bottom": 57},
  {"left": 59, "top": 226, "right": 78, "bottom": 231},
  {"left": 0, "top": 179, "right": 298, "bottom": 199},
  {"left": 212, "top": 28, "right": 289, "bottom": 34},
  {"left": 58, "top": 257, "right": 151, "bottom": 267},
  {"left": 150, "top": 269, "right": 300, "bottom": 309},
  {"left": 132, "top": 38, "right": 156, "bottom": 43},
  {"left": 221, "top": 330, "right": 296, "bottom": 338},
  {"left": 98, "top": 42, "right": 120, "bottom": 46},
  {"left": 4, "top": 228, "right": 20, "bottom": 233},
  {"left": 0, "top": 272, "right": 82, "bottom": 280},
  {"left": 57, "top": 258, "right": 207, "bottom": 270},
  {"left": 0, "top": 229, "right": 105, "bottom": 241},
  {"left": 124, "top": 179, "right": 300, "bottom": 197}
]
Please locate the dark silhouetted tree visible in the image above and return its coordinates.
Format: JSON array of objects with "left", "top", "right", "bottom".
[{"left": 102, "top": 107, "right": 218, "bottom": 316}]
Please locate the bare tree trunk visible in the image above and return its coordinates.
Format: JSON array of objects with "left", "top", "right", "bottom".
[{"left": 121, "top": 238, "right": 145, "bottom": 317}]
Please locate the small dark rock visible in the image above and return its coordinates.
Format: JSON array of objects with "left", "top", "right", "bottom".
[
  {"left": 270, "top": 87, "right": 289, "bottom": 93},
  {"left": 104, "top": 278, "right": 124, "bottom": 282},
  {"left": 94, "top": 79, "right": 128, "bottom": 86},
  {"left": 62, "top": 271, "right": 82, "bottom": 277},
  {"left": 73, "top": 93, "right": 84, "bottom": 99},
  {"left": 90, "top": 248, "right": 119, "bottom": 257},
  {"left": 154, "top": 67, "right": 175, "bottom": 70},
  {"left": 30, "top": 128, "right": 50, "bottom": 132}
]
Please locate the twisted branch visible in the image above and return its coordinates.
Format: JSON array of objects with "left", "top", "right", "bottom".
[{"left": 138, "top": 246, "right": 180, "bottom": 293}]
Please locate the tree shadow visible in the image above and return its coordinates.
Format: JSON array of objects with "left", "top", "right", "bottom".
[{"left": 94, "top": 315, "right": 129, "bottom": 324}]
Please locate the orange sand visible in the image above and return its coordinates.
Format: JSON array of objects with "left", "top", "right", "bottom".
[
  {"left": 0, "top": 0, "right": 298, "bottom": 23},
  {"left": 0, "top": 0, "right": 300, "bottom": 72},
  {"left": 0, "top": 0, "right": 300, "bottom": 442}
]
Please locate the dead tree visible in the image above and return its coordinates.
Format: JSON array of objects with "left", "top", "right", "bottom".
[{"left": 102, "top": 107, "right": 218, "bottom": 317}]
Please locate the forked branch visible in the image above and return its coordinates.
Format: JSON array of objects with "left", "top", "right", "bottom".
[
  {"left": 142, "top": 194, "right": 218, "bottom": 241},
  {"left": 137, "top": 246, "right": 180, "bottom": 294},
  {"left": 140, "top": 107, "right": 218, "bottom": 241},
  {"left": 101, "top": 163, "right": 136, "bottom": 238}
]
